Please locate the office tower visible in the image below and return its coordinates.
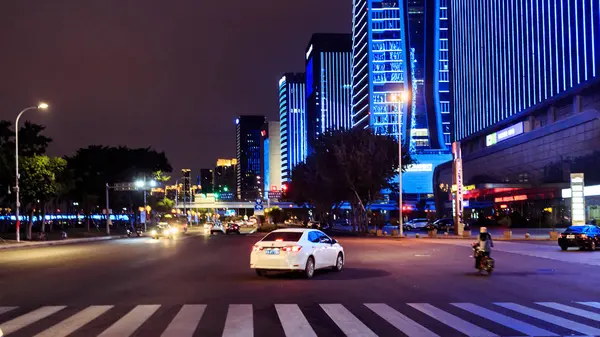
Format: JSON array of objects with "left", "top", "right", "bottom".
[
  {"left": 305, "top": 33, "right": 353, "bottom": 153},
  {"left": 351, "top": 0, "right": 452, "bottom": 196},
  {"left": 261, "top": 121, "right": 282, "bottom": 196},
  {"left": 236, "top": 115, "right": 266, "bottom": 200},
  {"left": 181, "top": 169, "right": 191, "bottom": 205},
  {"left": 214, "top": 158, "right": 237, "bottom": 199},
  {"left": 199, "top": 168, "right": 214, "bottom": 193},
  {"left": 279, "top": 73, "right": 306, "bottom": 182}
]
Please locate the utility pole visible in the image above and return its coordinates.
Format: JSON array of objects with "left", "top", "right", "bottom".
[{"left": 105, "top": 183, "right": 112, "bottom": 235}]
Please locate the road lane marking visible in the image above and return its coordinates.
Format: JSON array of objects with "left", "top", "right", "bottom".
[
  {"left": 222, "top": 304, "right": 253, "bottom": 337},
  {"left": 97, "top": 304, "right": 160, "bottom": 337},
  {"left": 408, "top": 303, "right": 498, "bottom": 337},
  {"left": 578, "top": 302, "right": 600, "bottom": 309},
  {"left": 536, "top": 302, "right": 600, "bottom": 322},
  {"left": 160, "top": 304, "right": 206, "bottom": 337},
  {"left": 0, "top": 307, "right": 16, "bottom": 316},
  {"left": 320, "top": 304, "right": 377, "bottom": 337},
  {"left": 0, "top": 306, "right": 65, "bottom": 335},
  {"left": 275, "top": 304, "right": 317, "bottom": 337},
  {"left": 452, "top": 303, "right": 558, "bottom": 337},
  {"left": 34, "top": 305, "right": 113, "bottom": 337},
  {"left": 495, "top": 302, "right": 600, "bottom": 336},
  {"left": 365, "top": 303, "right": 440, "bottom": 337}
]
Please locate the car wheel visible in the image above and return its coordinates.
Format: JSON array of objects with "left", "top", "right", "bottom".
[
  {"left": 304, "top": 257, "right": 315, "bottom": 279},
  {"left": 591, "top": 241, "right": 597, "bottom": 251},
  {"left": 255, "top": 269, "right": 265, "bottom": 277},
  {"left": 333, "top": 253, "right": 344, "bottom": 272},
  {"left": 237, "top": 231, "right": 241, "bottom": 235},
  {"left": 560, "top": 245, "right": 568, "bottom": 251},
  {"left": 405, "top": 225, "right": 412, "bottom": 231}
]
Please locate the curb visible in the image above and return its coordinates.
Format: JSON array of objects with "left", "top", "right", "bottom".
[
  {"left": 341, "top": 235, "right": 554, "bottom": 242},
  {"left": 0, "top": 235, "right": 128, "bottom": 251}
]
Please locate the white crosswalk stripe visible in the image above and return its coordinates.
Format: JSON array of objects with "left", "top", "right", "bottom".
[
  {"left": 33, "top": 305, "right": 113, "bottom": 337},
  {"left": 452, "top": 303, "right": 558, "bottom": 337},
  {"left": 275, "top": 304, "right": 318, "bottom": 337},
  {"left": 495, "top": 302, "right": 600, "bottom": 336},
  {"left": 320, "top": 303, "right": 377, "bottom": 337},
  {"left": 160, "top": 304, "right": 206, "bottom": 337},
  {"left": 365, "top": 303, "right": 440, "bottom": 337},
  {"left": 409, "top": 303, "right": 498, "bottom": 337},
  {"left": 1, "top": 301, "right": 600, "bottom": 336},
  {"left": 0, "top": 306, "right": 65, "bottom": 335},
  {"left": 222, "top": 304, "right": 253, "bottom": 337},
  {"left": 97, "top": 304, "right": 160, "bottom": 337}
]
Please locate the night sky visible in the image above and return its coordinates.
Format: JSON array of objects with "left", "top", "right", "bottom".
[{"left": 0, "top": 0, "right": 350, "bottom": 173}]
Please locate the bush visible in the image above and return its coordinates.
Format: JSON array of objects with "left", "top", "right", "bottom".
[{"left": 258, "top": 223, "right": 278, "bottom": 232}]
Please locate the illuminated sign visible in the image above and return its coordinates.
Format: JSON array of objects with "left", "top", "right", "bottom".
[
  {"left": 451, "top": 184, "right": 476, "bottom": 192},
  {"left": 235, "top": 118, "right": 239, "bottom": 125},
  {"left": 486, "top": 122, "right": 524, "bottom": 147},
  {"left": 279, "top": 76, "right": 286, "bottom": 87},
  {"left": 405, "top": 163, "right": 433, "bottom": 172},
  {"left": 494, "top": 195, "right": 528, "bottom": 203},
  {"left": 268, "top": 191, "right": 283, "bottom": 199},
  {"left": 306, "top": 44, "right": 313, "bottom": 60},
  {"left": 571, "top": 173, "right": 586, "bottom": 226}
]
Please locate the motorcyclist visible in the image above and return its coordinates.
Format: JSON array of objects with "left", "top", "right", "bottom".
[{"left": 475, "top": 227, "right": 493, "bottom": 270}]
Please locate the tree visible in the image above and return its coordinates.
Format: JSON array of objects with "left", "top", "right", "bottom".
[
  {"left": 19, "top": 156, "right": 66, "bottom": 239},
  {"left": 155, "top": 197, "right": 174, "bottom": 213}
]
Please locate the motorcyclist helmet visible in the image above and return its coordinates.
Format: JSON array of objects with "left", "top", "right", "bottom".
[{"left": 480, "top": 227, "right": 487, "bottom": 233}]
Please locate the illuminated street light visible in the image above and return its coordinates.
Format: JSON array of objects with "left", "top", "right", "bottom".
[
  {"left": 14, "top": 102, "right": 50, "bottom": 242},
  {"left": 149, "top": 180, "right": 157, "bottom": 187},
  {"left": 134, "top": 180, "right": 145, "bottom": 188},
  {"left": 390, "top": 91, "right": 409, "bottom": 237}
]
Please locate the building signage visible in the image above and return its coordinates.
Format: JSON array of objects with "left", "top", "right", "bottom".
[
  {"left": 486, "top": 122, "right": 524, "bottom": 147},
  {"left": 452, "top": 142, "right": 463, "bottom": 235},
  {"left": 268, "top": 191, "right": 283, "bottom": 199},
  {"left": 451, "top": 184, "right": 475, "bottom": 193},
  {"left": 305, "top": 44, "right": 313, "bottom": 60},
  {"left": 494, "top": 195, "right": 528, "bottom": 203},
  {"left": 570, "top": 173, "right": 586, "bottom": 226},
  {"left": 405, "top": 163, "right": 433, "bottom": 172}
]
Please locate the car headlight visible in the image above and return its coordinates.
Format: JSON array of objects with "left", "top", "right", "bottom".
[
  {"left": 151, "top": 230, "right": 157, "bottom": 235},
  {"left": 171, "top": 228, "right": 178, "bottom": 234}
]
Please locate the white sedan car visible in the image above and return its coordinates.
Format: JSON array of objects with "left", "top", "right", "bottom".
[{"left": 250, "top": 228, "right": 344, "bottom": 278}]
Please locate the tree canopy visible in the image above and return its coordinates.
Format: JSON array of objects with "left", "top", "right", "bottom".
[{"left": 288, "top": 128, "right": 414, "bottom": 231}]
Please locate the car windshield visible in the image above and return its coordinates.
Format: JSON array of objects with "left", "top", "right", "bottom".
[
  {"left": 261, "top": 232, "right": 303, "bottom": 242},
  {"left": 564, "top": 226, "right": 590, "bottom": 233}
]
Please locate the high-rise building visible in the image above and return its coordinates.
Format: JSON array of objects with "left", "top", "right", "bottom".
[
  {"left": 433, "top": 1, "right": 600, "bottom": 222},
  {"left": 199, "top": 168, "right": 214, "bottom": 193},
  {"left": 279, "top": 73, "right": 307, "bottom": 182},
  {"left": 351, "top": 0, "right": 452, "bottom": 196},
  {"left": 305, "top": 33, "right": 353, "bottom": 153},
  {"left": 214, "top": 158, "right": 237, "bottom": 198},
  {"left": 261, "top": 121, "right": 282, "bottom": 196},
  {"left": 236, "top": 115, "right": 266, "bottom": 200}
]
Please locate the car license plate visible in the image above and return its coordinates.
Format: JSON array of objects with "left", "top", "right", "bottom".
[
  {"left": 567, "top": 235, "right": 575, "bottom": 239},
  {"left": 266, "top": 249, "right": 280, "bottom": 255}
]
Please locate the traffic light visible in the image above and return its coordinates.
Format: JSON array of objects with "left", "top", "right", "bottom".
[{"left": 223, "top": 186, "right": 229, "bottom": 192}]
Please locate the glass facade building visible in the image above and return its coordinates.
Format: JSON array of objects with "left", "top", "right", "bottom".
[
  {"left": 451, "top": 0, "right": 600, "bottom": 140},
  {"left": 279, "top": 73, "right": 306, "bottom": 182},
  {"left": 305, "top": 33, "right": 353, "bottom": 153},
  {"left": 236, "top": 115, "right": 266, "bottom": 201},
  {"left": 351, "top": 0, "right": 452, "bottom": 194}
]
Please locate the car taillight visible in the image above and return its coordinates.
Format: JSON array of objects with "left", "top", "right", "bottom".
[
  {"left": 282, "top": 246, "right": 302, "bottom": 252},
  {"left": 252, "top": 245, "right": 264, "bottom": 252},
  {"left": 581, "top": 234, "right": 588, "bottom": 239}
]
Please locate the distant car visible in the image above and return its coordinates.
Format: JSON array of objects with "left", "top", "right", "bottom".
[
  {"left": 225, "top": 223, "right": 241, "bottom": 234},
  {"left": 210, "top": 223, "right": 226, "bottom": 235},
  {"left": 432, "top": 218, "right": 454, "bottom": 231},
  {"left": 558, "top": 225, "right": 600, "bottom": 251},
  {"left": 250, "top": 228, "right": 344, "bottom": 278},
  {"left": 404, "top": 218, "right": 430, "bottom": 231},
  {"left": 150, "top": 224, "right": 178, "bottom": 239}
]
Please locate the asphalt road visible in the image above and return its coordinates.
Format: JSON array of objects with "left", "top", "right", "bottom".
[{"left": 1, "top": 231, "right": 600, "bottom": 336}]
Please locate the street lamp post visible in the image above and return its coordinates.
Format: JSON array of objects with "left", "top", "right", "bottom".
[
  {"left": 105, "top": 183, "right": 112, "bottom": 235},
  {"left": 391, "top": 93, "right": 408, "bottom": 238},
  {"left": 14, "top": 102, "right": 49, "bottom": 242}
]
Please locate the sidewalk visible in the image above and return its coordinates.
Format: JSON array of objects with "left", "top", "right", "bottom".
[{"left": 0, "top": 234, "right": 128, "bottom": 251}]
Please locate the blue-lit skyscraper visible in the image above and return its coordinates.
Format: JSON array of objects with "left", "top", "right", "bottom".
[
  {"left": 451, "top": 0, "right": 599, "bottom": 140},
  {"left": 236, "top": 115, "right": 266, "bottom": 201},
  {"left": 351, "top": 0, "right": 452, "bottom": 195},
  {"left": 305, "top": 33, "right": 353, "bottom": 153},
  {"left": 279, "top": 73, "right": 306, "bottom": 182}
]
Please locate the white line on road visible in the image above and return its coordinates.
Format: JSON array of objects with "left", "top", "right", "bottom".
[
  {"left": 275, "top": 304, "right": 317, "bottom": 337},
  {"left": 495, "top": 302, "right": 600, "bottom": 336},
  {"left": 34, "top": 305, "right": 113, "bottom": 337},
  {"left": 320, "top": 304, "right": 377, "bottom": 337},
  {"left": 97, "top": 304, "right": 160, "bottom": 337},
  {"left": 365, "top": 303, "right": 440, "bottom": 337},
  {"left": 578, "top": 302, "right": 600, "bottom": 309},
  {"left": 222, "top": 304, "right": 253, "bottom": 337},
  {"left": 536, "top": 302, "right": 600, "bottom": 322},
  {"left": 408, "top": 303, "right": 498, "bottom": 337},
  {"left": 0, "top": 307, "right": 16, "bottom": 316},
  {"left": 452, "top": 303, "right": 558, "bottom": 336},
  {"left": 160, "top": 304, "right": 206, "bottom": 337},
  {"left": 0, "top": 306, "right": 65, "bottom": 335}
]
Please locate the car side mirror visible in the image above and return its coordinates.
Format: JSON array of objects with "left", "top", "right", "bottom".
[{"left": 332, "top": 239, "right": 338, "bottom": 245}]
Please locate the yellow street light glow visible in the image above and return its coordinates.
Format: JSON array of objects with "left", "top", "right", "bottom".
[{"left": 37, "top": 102, "right": 49, "bottom": 110}]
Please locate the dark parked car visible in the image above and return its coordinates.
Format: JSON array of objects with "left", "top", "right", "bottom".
[
  {"left": 226, "top": 223, "right": 241, "bottom": 235},
  {"left": 432, "top": 218, "right": 454, "bottom": 231},
  {"left": 558, "top": 225, "right": 600, "bottom": 251}
]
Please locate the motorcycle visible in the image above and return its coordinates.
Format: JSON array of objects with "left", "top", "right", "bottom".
[
  {"left": 472, "top": 242, "right": 494, "bottom": 275},
  {"left": 127, "top": 228, "right": 144, "bottom": 237}
]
